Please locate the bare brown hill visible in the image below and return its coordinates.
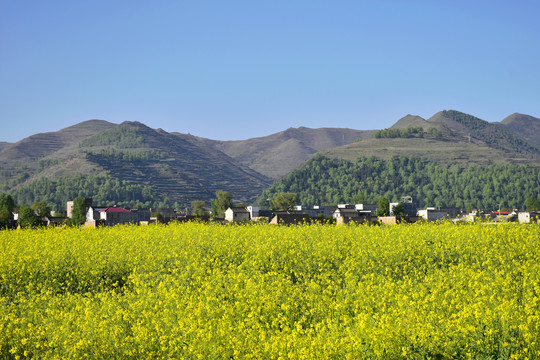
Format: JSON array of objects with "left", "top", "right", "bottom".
[
  {"left": 1, "top": 120, "right": 271, "bottom": 208},
  {"left": 0, "top": 120, "right": 116, "bottom": 163},
  {"left": 497, "top": 113, "right": 540, "bottom": 148},
  {"left": 198, "top": 127, "right": 373, "bottom": 179}
]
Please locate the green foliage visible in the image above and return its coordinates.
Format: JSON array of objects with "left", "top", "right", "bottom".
[
  {"left": 351, "top": 191, "right": 367, "bottom": 204},
  {"left": 259, "top": 154, "right": 540, "bottom": 210},
  {"left": 442, "top": 110, "right": 539, "bottom": 154},
  {"left": 191, "top": 200, "right": 209, "bottom": 216},
  {"left": 32, "top": 200, "right": 51, "bottom": 218},
  {"left": 525, "top": 197, "right": 540, "bottom": 211},
  {"left": 0, "top": 193, "right": 15, "bottom": 213},
  {"left": 68, "top": 197, "right": 86, "bottom": 226},
  {"left": 18, "top": 205, "right": 40, "bottom": 227},
  {"left": 377, "top": 197, "right": 390, "bottom": 216},
  {"left": 211, "top": 190, "right": 232, "bottom": 218},
  {"left": 80, "top": 126, "right": 144, "bottom": 148},
  {"left": 372, "top": 127, "right": 426, "bottom": 139},
  {"left": 270, "top": 192, "right": 298, "bottom": 211},
  {"left": 0, "top": 209, "right": 13, "bottom": 229},
  {"left": 8, "top": 174, "right": 158, "bottom": 210},
  {"left": 391, "top": 202, "right": 405, "bottom": 216}
]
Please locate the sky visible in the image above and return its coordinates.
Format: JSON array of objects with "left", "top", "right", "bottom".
[{"left": 1, "top": 0, "right": 539, "bottom": 143}]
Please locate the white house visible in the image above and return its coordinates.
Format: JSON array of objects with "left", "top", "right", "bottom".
[{"left": 225, "top": 207, "right": 250, "bottom": 222}]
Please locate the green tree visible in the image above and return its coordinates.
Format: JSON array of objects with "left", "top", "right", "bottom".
[
  {"left": 525, "top": 197, "right": 540, "bottom": 211},
  {"left": 270, "top": 192, "right": 298, "bottom": 211},
  {"left": 391, "top": 202, "right": 405, "bottom": 216},
  {"left": 0, "top": 209, "right": 13, "bottom": 229},
  {"left": 191, "top": 201, "right": 210, "bottom": 217},
  {"left": 377, "top": 197, "right": 390, "bottom": 216},
  {"left": 0, "top": 193, "right": 15, "bottom": 213},
  {"left": 32, "top": 201, "right": 51, "bottom": 218},
  {"left": 211, "top": 190, "right": 232, "bottom": 218},
  {"left": 68, "top": 197, "right": 86, "bottom": 226},
  {"left": 352, "top": 191, "right": 368, "bottom": 204},
  {"left": 18, "top": 205, "right": 40, "bottom": 227}
]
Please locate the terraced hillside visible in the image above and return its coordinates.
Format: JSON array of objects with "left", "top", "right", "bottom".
[{"left": 81, "top": 122, "right": 271, "bottom": 205}]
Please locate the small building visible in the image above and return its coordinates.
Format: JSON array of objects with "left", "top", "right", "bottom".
[
  {"left": 333, "top": 208, "right": 359, "bottom": 219},
  {"left": 518, "top": 212, "right": 540, "bottom": 224},
  {"left": 302, "top": 205, "right": 334, "bottom": 218},
  {"left": 270, "top": 213, "right": 311, "bottom": 225},
  {"left": 99, "top": 206, "right": 139, "bottom": 226},
  {"left": 418, "top": 207, "right": 459, "bottom": 222},
  {"left": 225, "top": 207, "right": 250, "bottom": 222},
  {"left": 354, "top": 204, "right": 378, "bottom": 214},
  {"left": 246, "top": 205, "right": 259, "bottom": 219},
  {"left": 86, "top": 206, "right": 106, "bottom": 223}
]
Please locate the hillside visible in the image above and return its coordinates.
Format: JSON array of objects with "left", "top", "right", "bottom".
[
  {"left": 497, "top": 113, "right": 540, "bottom": 148},
  {"left": 1, "top": 121, "right": 271, "bottom": 209},
  {"left": 321, "top": 110, "right": 540, "bottom": 167},
  {"left": 259, "top": 154, "right": 540, "bottom": 210},
  {"left": 199, "top": 127, "right": 373, "bottom": 179}
]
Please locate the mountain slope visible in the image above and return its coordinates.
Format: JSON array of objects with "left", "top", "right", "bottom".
[
  {"left": 426, "top": 110, "right": 540, "bottom": 155},
  {"left": 199, "top": 127, "right": 373, "bottom": 179},
  {"left": 497, "top": 113, "right": 540, "bottom": 148},
  {"left": 0, "top": 120, "right": 117, "bottom": 163},
  {"left": 1, "top": 121, "right": 272, "bottom": 209},
  {"left": 390, "top": 115, "right": 432, "bottom": 130}
]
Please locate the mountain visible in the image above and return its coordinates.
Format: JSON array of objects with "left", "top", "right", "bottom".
[
  {"left": 0, "top": 142, "right": 10, "bottom": 152},
  {"left": 199, "top": 127, "right": 373, "bottom": 179},
  {"left": 1, "top": 121, "right": 271, "bottom": 209},
  {"left": 319, "top": 110, "right": 540, "bottom": 167},
  {"left": 426, "top": 110, "right": 540, "bottom": 155},
  {"left": 497, "top": 113, "right": 540, "bottom": 148},
  {"left": 260, "top": 110, "right": 540, "bottom": 210},
  {"left": 390, "top": 115, "right": 432, "bottom": 130},
  {"left": 0, "top": 120, "right": 117, "bottom": 163}
]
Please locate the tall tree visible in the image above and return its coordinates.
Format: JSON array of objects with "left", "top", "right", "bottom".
[
  {"left": 68, "top": 197, "right": 87, "bottom": 226},
  {"left": 211, "top": 190, "right": 232, "bottom": 218},
  {"left": 0, "top": 194, "right": 15, "bottom": 213},
  {"left": 525, "top": 197, "right": 540, "bottom": 211},
  {"left": 18, "top": 205, "right": 40, "bottom": 228},
  {"left": 32, "top": 201, "right": 51, "bottom": 218},
  {"left": 377, "top": 197, "right": 390, "bottom": 216},
  {"left": 270, "top": 192, "right": 298, "bottom": 211},
  {"left": 0, "top": 193, "right": 15, "bottom": 229},
  {"left": 191, "top": 201, "right": 210, "bottom": 217}
]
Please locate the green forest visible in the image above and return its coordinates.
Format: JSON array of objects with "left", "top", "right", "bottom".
[
  {"left": 8, "top": 173, "right": 166, "bottom": 211},
  {"left": 259, "top": 154, "right": 540, "bottom": 210}
]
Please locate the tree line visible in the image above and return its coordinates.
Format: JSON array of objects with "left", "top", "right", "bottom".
[{"left": 259, "top": 154, "right": 540, "bottom": 211}]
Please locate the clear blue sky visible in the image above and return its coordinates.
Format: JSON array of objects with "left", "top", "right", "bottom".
[{"left": 1, "top": 0, "right": 539, "bottom": 142}]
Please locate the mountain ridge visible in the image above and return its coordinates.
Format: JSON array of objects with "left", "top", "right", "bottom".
[{"left": 2, "top": 109, "right": 539, "bottom": 210}]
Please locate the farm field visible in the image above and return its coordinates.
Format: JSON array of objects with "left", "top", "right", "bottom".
[{"left": 1, "top": 222, "right": 539, "bottom": 359}]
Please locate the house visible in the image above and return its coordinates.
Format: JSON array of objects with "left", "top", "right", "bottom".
[
  {"left": 99, "top": 206, "right": 139, "bottom": 226},
  {"left": 355, "top": 204, "right": 378, "bottom": 215},
  {"left": 225, "top": 207, "right": 250, "bottom": 222},
  {"left": 418, "top": 207, "right": 460, "bottom": 221},
  {"left": 333, "top": 208, "right": 359, "bottom": 219},
  {"left": 518, "top": 212, "right": 540, "bottom": 224},
  {"left": 86, "top": 206, "right": 106, "bottom": 223},
  {"left": 43, "top": 216, "right": 67, "bottom": 226},
  {"left": 301, "top": 205, "right": 334, "bottom": 218},
  {"left": 246, "top": 205, "right": 259, "bottom": 219},
  {"left": 390, "top": 196, "right": 418, "bottom": 216},
  {"left": 270, "top": 213, "right": 311, "bottom": 225}
]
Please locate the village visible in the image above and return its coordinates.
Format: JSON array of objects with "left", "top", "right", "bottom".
[{"left": 9, "top": 195, "right": 537, "bottom": 228}]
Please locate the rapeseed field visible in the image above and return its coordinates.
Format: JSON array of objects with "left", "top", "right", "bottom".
[{"left": 1, "top": 222, "right": 539, "bottom": 359}]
